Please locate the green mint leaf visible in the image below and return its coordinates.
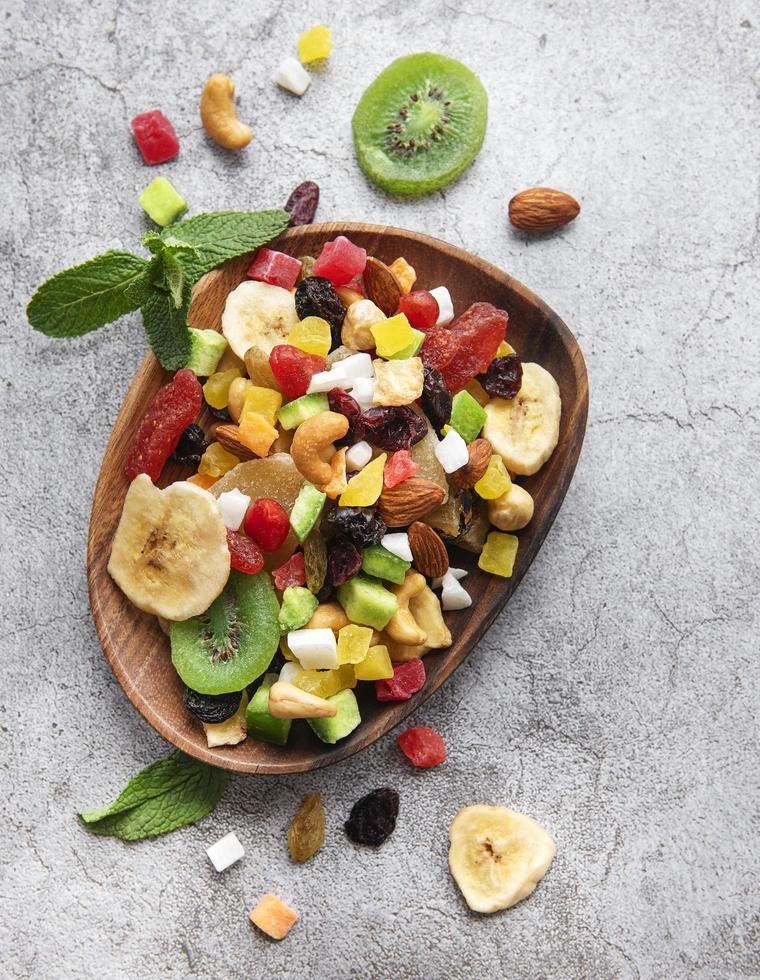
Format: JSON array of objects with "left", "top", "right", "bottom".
[
  {"left": 79, "top": 751, "right": 228, "bottom": 841},
  {"left": 141, "top": 280, "right": 192, "bottom": 370},
  {"left": 162, "top": 253, "right": 186, "bottom": 309},
  {"left": 142, "top": 232, "right": 201, "bottom": 259},
  {"left": 27, "top": 251, "right": 150, "bottom": 338},
  {"left": 162, "top": 209, "right": 291, "bottom": 280}
]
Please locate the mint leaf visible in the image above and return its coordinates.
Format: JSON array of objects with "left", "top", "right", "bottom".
[
  {"left": 141, "top": 280, "right": 192, "bottom": 370},
  {"left": 163, "top": 209, "right": 290, "bottom": 280},
  {"left": 27, "top": 251, "right": 150, "bottom": 338},
  {"left": 161, "top": 252, "right": 186, "bottom": 309},
  {"left": 79, "top": 751, "right": 228, "bottom": 841}
]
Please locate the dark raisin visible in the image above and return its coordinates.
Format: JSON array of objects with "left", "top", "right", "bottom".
[
  {"left": 316, "top": 579, "right": 335, "bottom": 603},
  {"left": 183, "top": 687, "right": 242, "bottom": 724},
  {"left": 420, "top": 366, "right": 453, "bottom": 433},
  {"left": 480, "top": 354, "right": 523, "bottom": 400},
  {"left": 360, "top": 406, "right": 428, "bottom": 452},
  {"left": 207, "top": 405, "right": 231, "bottom": 422},
  {"left": 328, "top": 388, "right": 364, "bottom": 443},
  {"left": 344, "top": 788, "right": 400, "bottom": 846},
  {"left": 327, "top": 534, "right": 362, "bottom": 587},
  {"left": 326, "top": 507, "right": 386, "bottom": 548},
  {"left": 170, "top": 423, "right": 208, "bottom": 467},
  {"left": 285, "top": 181, "right": 320, "bottom": 226},
  {"left": 295, "top": 277, "right": 345, "bottom": 349}
]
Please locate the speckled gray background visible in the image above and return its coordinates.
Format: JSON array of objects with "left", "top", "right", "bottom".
[{"left": 1, "top": 1, "right": 759, "bottom": 977}]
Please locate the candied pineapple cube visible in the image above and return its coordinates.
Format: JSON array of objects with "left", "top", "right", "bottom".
[
  {"left": 388, "top": 257, "right": 416, "bottom": 294},
  {"left": 372, "top": 357, "right": 424, "bottom": 407},
  {"left": 478, "top": 531, "right": 519, "bottom": 578},
  {"left": 297, "top": 24, "right": 332, "bottom": 64},
  {"left": 238, "top": 414, "right": 278, "bottom": 457},
  {"left": 370, "top": 313, "right": 414, "bottom": 359},
  {"left": 474, "top": 454, "right": 511, "bottom": 500},
  {"left": 354, "top": 644, "right": 394, "bottom": 680},
  {"left": 249, "top": 893, "right": 298, "bottom": 940},
  {"left": 287, "top": 316, "right": 332, "bottom": 358},
  {"left": 198, "top": 442, "right": 239, "bottom": 477},
  {"left": 337, "top": 624, "right": 373, "bottom": 665},
  {"left": 339, "top": 453, "right": 386, "bottom": 507},
  {"left": 240, "top": 386, "right": 283, "bottom": 427},
  {"left": 202, "top": 368, "right": 241, "bottom": 410}
]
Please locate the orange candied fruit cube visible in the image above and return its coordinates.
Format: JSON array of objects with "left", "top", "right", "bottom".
[
  {"left": 238, "top": 414, "right": 278, "bottom": 457},
  {"left": 249, "top": 893, "right": 299, "bottom": 940},
  {"left": 186, "top": 472, "right": 218, "bottom": 490},
  {"left": 389, "top": 257, "right": 416, "bottom": 294}
]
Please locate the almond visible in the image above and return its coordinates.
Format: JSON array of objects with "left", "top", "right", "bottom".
[
  {"left": 451, "top": 438, "right": 493, "bottom": 489},
  {"left": 377, "top": 477, "right": 446, "bottom": 527},
  {"left": 362, "top": 256, "right": 402, "bottom": 315},
  {"left": 213, "top": 423, "right": 256, "bottom": 461},
  {"left": 408, "top": 522, "right": 449, "bottom": 578},
  {"left": 508, "top": 187, "right": 580, "bottom": 233}
]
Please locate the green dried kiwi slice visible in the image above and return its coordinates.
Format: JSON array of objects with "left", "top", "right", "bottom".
[{"left": 352, "top": 52, "right": 488, "bottom": 196}]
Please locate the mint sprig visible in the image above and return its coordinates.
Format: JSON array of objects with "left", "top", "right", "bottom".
[
  {"left": 79, "top": 750, "right": 228, "bottom": 841},
  {"left": 27, "top": 209, "right": 291, "bottom": 369}
]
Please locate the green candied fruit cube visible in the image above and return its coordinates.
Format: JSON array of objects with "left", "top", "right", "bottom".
[
  {"left": 278, "top": 586, "right": 319, "bottom": 633},
  {"left": 290, "top": 483, "right": 326, "bottom": 542},
  {"left": 245, "top": 672, "right": 291, "bottom": 746},
  {"left": 450, "top": 389, "right": 487, "bottom": 443},
  {"left": 388, "top": 328, "right": 425, "bottom": 359},
  {"left": 361, "top": 545, "right": 410, "bottom": 584},
  {"left": 185, "top": 328, "right": 228, "bottom": 376},
  {"left": 139, "top": 176, "right": 188, "bottom": 227}
]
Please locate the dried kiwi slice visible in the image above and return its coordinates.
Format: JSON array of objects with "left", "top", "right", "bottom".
[{"left": 352, "top": 52, "right": 488, "bottom": 196}]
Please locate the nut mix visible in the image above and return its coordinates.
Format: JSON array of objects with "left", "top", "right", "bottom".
[{"left": 111, "top": 232, "right": 562, "bottom": 757}]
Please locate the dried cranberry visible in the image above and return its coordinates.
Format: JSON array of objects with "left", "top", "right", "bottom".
[
  {"left": 419, "top": 366, "right": 452, "bottom": 433},
  {"left": 327, "top": 534, "right": 362, "bottom": 587},
  {"left": 295, "top": 277, "right": 345, "bottom": 348},
  {"left": 360, "top": 407, "right": 427, "bottom": 452},
  {"left": 226, "top": 530, "right": 264, "bottom": 575},
  {"left": 376, "top": 659, "right": 426, "bottom": 701},
  {"left": 170, "top": 423, "right": 207, "bottom": 467},
  {"left": 125, "top": 369, "right": 202, "bottom": 482},
  {"left": 269, "top": 345, "right": 326, "bottom": 399},
  {"left": 344, "top": 788, "right": 399, "bottom": 846},
  {"left": 396, "top": 726, "right": 446, "bottom": 768},
  {"left": 480, "top": 354, "right": 523, "bottom": 400},
  {"left": 326, "top": 507, "right": 386, "bottom": 548},
  {"left": 285, "top": 181, "right": 319, "bottom": 226},
  {"left": 440, "top": 303, "right": 508, "bottom": 393},
  {"left": 244, "top": 498, "right": 291, "bottom": 552},
  {"left": 328, "top": 388, "right": 363, "bottom": 442}
]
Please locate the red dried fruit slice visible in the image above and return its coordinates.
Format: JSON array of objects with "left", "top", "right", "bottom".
[
  {"left": 130, "top": 110, "right": 180, "bottom": 165},
  {"left": 396, "top": 726, "right": 446, "bottom": 767},
  {"left": 244, "top": 498, "right": 291, "bottom": 552},
  {"left": 420, "top": 326, "right": 460, "bottom": 373},
  {"left": 227, "top": 530, "right": 265, "bottom": 575},
  {"left": 269, "top": 345, "right": 326, "bottom": 399},
  {"left": 247, "top": 248, "right": 302, "bottom": 290},
  {"left": 383, "top": 450, "right": 419, "bottom": 489},
  {"left": 124, "top": 369, "right": 202, "bottom": 482},
  {"left": 397, "top": 290, "right": 439, "bottom": 330},
  {"left": 273, "top": 552, "right": 306, "bottom": 590},
  {"left": 439, "top": 303, "right": 508, "bottom": 393},
  {"left": 375, "top": 659, "right": 426, "bottom": 701}
]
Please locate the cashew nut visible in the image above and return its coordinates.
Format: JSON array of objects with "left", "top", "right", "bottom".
[
  {"left": 487, "top": 483, "right": 534, "bottom": 531},
  {"left": 382, "top": 634, "right": 430, "bottom": 662},
  {"left": 320, "top": 447, "right": 347, "bottom": 499},
  {"left": 200, "top": 73, "right": 252, "bottom": 150},
  {"left": 385, "top": 571, "right": 427, "bottom": 645},
  {"left": 306, "top": 602, "right": 350, "bottom": 633},
  {"left": 227, "top": 376, "right": 252, "bottom": 422},
  {"left": 341, "top": 299, "right": 385, "bottom": 351},
  {"left": 291, "top": 411, "right": 349, "bottom": 484},
  {"left": 268, "top": 682, "right": 336, "bottom": 720},
  {"left": 409, "top": 586, "right": 451, "bottom": 649}
]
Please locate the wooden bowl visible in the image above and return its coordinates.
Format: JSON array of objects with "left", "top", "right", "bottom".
[{"left": 87, "top": 222, "right": 588, "bottom": 774}]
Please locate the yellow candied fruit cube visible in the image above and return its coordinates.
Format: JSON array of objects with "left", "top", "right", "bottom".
[
  {"left": 294, "top": 665, "right": 356, "bottom": 698},
  {"left": 339, "top": 453, "right": 387, "bottom": 507},
  {"left": 495, "top": 341, "right": 516, "bottom": 357},
  {"left": 198, "top": 441, "right": 239, "bottom": 478},
  {"left": 389, "top": 257, "right": 416, "bottom": 294},
  {"left": 297, "top": 24, "right": 332, "bottom": 64},
  {"left": 370, "top": 313, "right": 414, "bottom": 359},
  {"left": 287, "top": 316, "right": 332, "bottom": 358},
  {"left": 337, "top": 624, "right": 373, "bottom": 665},
  {"left": 240, "top": 385, "right": 283, "bottom": 427},
  {"left": 474, "top": 454, "right": 512, "bottom": 500},
  {"left": 465, "top": 378, "right": 489, "bottom": 407},
  {"left": 202, "top": 368, "right": 241, "bottom": 410},
  {"left": 479, "top": 531, "right": 519, "bottom": 578},
  {"left": 354, "top": 644, "right": 394, "bottom": 681},
  {"left": 238, "top": 414, "right": 279, "bottom": 457}
]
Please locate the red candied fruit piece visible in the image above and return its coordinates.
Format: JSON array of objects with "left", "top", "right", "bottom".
[
  {"left": 440, "top": 303, "right": 508, "bottom": 393},
  {"left": 345, "top": 273, "right": 365, "bottom": 296},
  {"left": 226, "top": 530, "right": 264, "bottom": 575},
  {"left": 130, "top": 110, "right": 180, "bottom": 165},
  {"left": 396, "top": 726, "right": 447, "bottom": 768},
  {"left": 269, "top": 345, "right": 326, "bottom": 399},
  {"left": 383, "top": 450, "right": 419, "bottom": 489},
  {"left": 246, "top": 248, "right": 302, "bottom": 290},
  {"left": 375, "top": 659, "right": 426, "bottom": 702},
  {"left": 125, "top": 369, "right": 201, "bottom": 482},
  {"left": 272, "top": 552, "right": 306, "bottom": 590},
  {"left": 312, "top": 236, "right": 367, "bottom": 286},
  {"left": 420, "top": 326, "right": 461, "bottom": 373},
  {"left": 244, "top": 498, "right": 291, "bottom": 552},
  {"left": 397, "top": 290, "right": 439, "bottom": 330}
]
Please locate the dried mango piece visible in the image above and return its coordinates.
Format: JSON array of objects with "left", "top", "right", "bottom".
[
  {"left": 339, "top": 453, "right": 387, "bottom": 507},
  {"left": 249, "top": 893, "right": 298, "bottom": 940},
  {"left": 238, "top": 414, "right": 278, "bottom": 457}
]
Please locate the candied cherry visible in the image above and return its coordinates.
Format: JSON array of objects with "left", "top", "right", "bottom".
[
  {"left": 397, "top": 290, "right": 439, "bottom": 330},
  {"left": 269, "top": 344, "right": 326, "bottom": 399},
  {"left": 273, "top": 552, "right": 306, "bottom": 590},
  {"left": 396, "top": 726, "right": 447, "bottom": 768},
  {"left": 312, "top": 236, "right": 367, "bottom": 286},
  {"left": 124, "top": 369, "right": 201, "bottom": 482},
  {"left": 246, "top": 248, "right": 302, "bottom": 290},
  {"left": 383, "top": 450, "right": 419, "bottom": 489},
  {"left": 226, "top": 530, "right": 264, "bottom": 575},
  {"left": 130, "top": 110, "right": 179, "bottom": 165},
  {"left": 244, "top": 498, "right": 291, "bottom": 552}
]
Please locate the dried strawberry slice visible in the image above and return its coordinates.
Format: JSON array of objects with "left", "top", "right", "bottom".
[
  {"left": 269, "top": 345, "right": 326, "bottom": 399},
  {"left": 439, "top": 303, "right": 508, "bottom": 393},
  {"left": 124, "top": 369, "right": 202, "bottom": 482},
  {"left": 420, "top": 326, "right": 460, "bottom": 373}
]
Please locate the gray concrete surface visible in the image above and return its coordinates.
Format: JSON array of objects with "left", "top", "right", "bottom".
[{"left": 1, "top": 1, "right": 759, "bottom": 977}]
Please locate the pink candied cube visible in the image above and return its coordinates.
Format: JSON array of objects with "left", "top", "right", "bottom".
[
  {"left": 312, "top": 236, "right": 367, "bottom": 286},
  {"left": 376, "top": 659, "right": 426, "bottom": 702},
  {"left": 131, "top": 110, "right": 180, "bottom": 165},
  {"left": 383, "top": 450, "right": 419, "bottom": 489},
  {"left": 246, "top": 248, "right": 303, "bottom": 289}
]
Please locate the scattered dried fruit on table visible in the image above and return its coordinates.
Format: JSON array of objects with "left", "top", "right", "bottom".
[
  {"left": 297, "top": 24, "right": 333, "bottom": 64},
  {"left": 344, "top": 787, "right": 399, "bottom": 846},
  {"left": 138, "top": 176, "right": 187, "bottom": 226},
  {"left": 250, "top": 893, "right": 299, "bottom": 940},
  {"left": 508, "top": 187, "right": 580, "bottom": 233},
  {"left": 207, "top": 831, "right": 245, "bottom": 872},
  {"left": 397, "top": 726, "right": 446, "bottom": 767},
  {"left": 131, "top": 109, "right": 179, "bottom": 164},
  {"left": 285, "top": 181, "right": 320, "bottom": 225},
  {"left": 288, "top": 792, "right": 326, "bottom": 862},
  {"left": 275, "top": 57, "right": 312, "bottom": 97},
  {"left": 125, "top": 369, "right": 201, "bottom": 482}
]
